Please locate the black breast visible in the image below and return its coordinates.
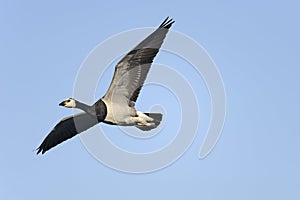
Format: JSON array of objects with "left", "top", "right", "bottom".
[{"left": 94, "top": 99, "right": 107, "bottom": 122}]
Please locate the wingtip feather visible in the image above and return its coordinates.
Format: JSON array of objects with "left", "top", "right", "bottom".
[{"left": 159, "top": 17, "right": 175, "bottom": 29}]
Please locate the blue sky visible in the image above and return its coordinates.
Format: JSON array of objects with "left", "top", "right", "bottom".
[{"left": 1, "top": 0, "right": 300, "bottom": 199}]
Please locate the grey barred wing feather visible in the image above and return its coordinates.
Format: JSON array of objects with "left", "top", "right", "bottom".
[
  {"left": 102, "top": 17, "right": 174, "bottom": 105},
  {"left": 36, "top": 113, "right": 99, "bottom": 154}
]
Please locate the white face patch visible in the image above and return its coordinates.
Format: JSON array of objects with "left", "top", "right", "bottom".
[{"left": 64, "top": 98, "right": 76, "bottom": 108}]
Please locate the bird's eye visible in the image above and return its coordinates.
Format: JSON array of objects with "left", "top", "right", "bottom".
[{"left": 66, "top": 99, "right": 71, "bottom": 103}]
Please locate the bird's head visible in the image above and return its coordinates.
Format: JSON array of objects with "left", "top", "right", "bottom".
[{"left": 59, "top": 98, "right": 76, "bottom": 108}]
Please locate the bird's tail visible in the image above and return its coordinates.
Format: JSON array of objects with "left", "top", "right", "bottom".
[{"left": 135, "top": 113, "right": 163, "bottom": 131}]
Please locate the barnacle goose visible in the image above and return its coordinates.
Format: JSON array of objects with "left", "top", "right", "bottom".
[{"left": 37, "top": 17, "right": 174, "bottom": 154}]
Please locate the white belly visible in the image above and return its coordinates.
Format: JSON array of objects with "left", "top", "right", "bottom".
[{"left": 101, "top": 98, "right": 136, "bottom": 124}]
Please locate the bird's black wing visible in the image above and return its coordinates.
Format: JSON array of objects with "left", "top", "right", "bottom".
[
  {"left": 102, "top": 17, "right": 174, "bottom": 105},
  {"left": 36, "top": 112, "right": 99, "bottom": 154}
]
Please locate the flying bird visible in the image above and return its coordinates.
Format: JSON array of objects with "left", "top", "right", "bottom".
[{"left": 36, "top": 17, "right": 175, "bottom": 154}]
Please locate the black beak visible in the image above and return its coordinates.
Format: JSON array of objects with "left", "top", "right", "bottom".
[{"left": 59, "top": 101, "right": 65, "bottom": 106}]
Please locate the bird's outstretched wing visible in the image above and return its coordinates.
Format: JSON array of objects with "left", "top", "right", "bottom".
[
  {"left": 36, "top": 113, "right": 99, "bottom": 154},
  {"left": 102, "top": 17, "right": 174, "bottom": 105}
]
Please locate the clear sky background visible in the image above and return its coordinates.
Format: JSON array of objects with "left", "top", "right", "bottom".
[{"left": 1, "top": 0, "right": 300, "bottom": 199}]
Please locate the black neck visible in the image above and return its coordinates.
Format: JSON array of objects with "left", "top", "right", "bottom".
[
  {"left": 75, "top": 101, "right": 93, "bottom": 114},
  {"left": 74, "top": 99, "right": 107, "bottom": 122},
  {"left": 94, "top": 99, "right": 107, "bottom": 122}
]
